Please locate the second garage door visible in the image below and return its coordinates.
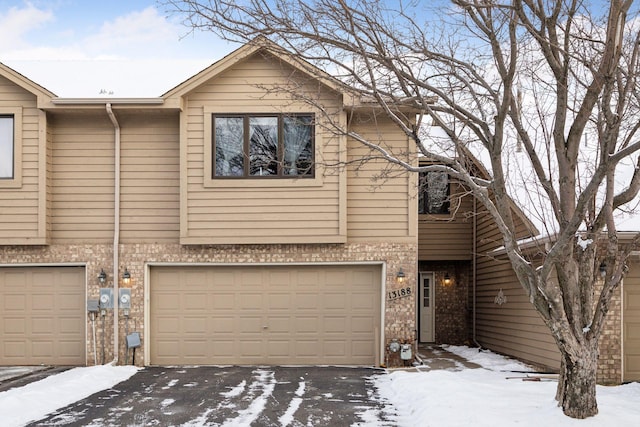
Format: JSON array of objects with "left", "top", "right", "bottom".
[
  {"left": 0, "top": 266, "right": 86, "bottom": 365},
  {"left": 150, "top": 264, "right": 381, "bottom": 365}
]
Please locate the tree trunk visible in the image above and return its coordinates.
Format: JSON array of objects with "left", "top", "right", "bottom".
[{"left": 556, "top": 341, "right": 599, "bottom": 418}]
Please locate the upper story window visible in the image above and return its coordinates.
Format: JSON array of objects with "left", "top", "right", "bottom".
[
  {"left": 418, "top": 171, "right": 450, "bottom": 215},
  {"left": 213, "top": 114, "right": 314, "bottom": 178},
  {"left": 0, "top": 115, "right": 14, "bottom": 179}
]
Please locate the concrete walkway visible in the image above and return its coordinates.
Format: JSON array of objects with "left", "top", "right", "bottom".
[{"left": 413, "top": 344, "right": 482, "bottom": 371}]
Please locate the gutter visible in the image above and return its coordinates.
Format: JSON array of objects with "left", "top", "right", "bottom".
[
  {"left": 52, "top": 97, "right": 164, "bottom": 105},
  {"left": 106, "top": 103, "right": 120, "bottom": 365}
]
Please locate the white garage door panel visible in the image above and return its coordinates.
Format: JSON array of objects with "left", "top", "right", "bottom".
[
  {"left": 150, "top": 265, "right": 381, "bottom": 365},
  {"left": 0, "top": 266, "right": 85, "bottom": 365}
]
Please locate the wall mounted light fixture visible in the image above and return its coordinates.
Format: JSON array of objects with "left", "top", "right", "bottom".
[
  {"left": 443, "top": 273, "right": 452, "bottom": 286},
  {"left": 599, "top": 263, "right": 607, "bottom": 278},
  {"left": 396, "top": 268, "right": 406, "bottom": 284},
  {"left": 122, "top": 268, "right": 131, "bottom": 285},
  {"left": 98, "top": 269, "right": 107, "bottom": 284}
]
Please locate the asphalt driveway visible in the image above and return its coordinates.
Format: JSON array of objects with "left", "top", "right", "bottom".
[{"left": 26, "top": 366, "right": 393, "bottom": 426}]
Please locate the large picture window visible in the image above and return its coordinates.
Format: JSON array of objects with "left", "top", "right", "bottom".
[
  {"left": 214, "top": 114, "right": 314, "bottom": 178},
  {"left": 0, "top": 115, "right": 13, "bottom": 179},
  {"left": 418, "top": 171, "right": 450, "bottom": 215}
]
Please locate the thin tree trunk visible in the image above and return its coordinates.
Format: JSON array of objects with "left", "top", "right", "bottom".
[{"left": 556, "top": 340, "right": 599, "bottom": 418}]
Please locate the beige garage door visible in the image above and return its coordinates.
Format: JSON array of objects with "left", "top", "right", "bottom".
[
  {"left": 150, "top": 264, "right": 381, "bottom": 365},
  {"left": 624, "top": 264, "right": 640, "bottom": 381},
  {"left": 0, "top": 266, "right": 85, "bottom": 365}
]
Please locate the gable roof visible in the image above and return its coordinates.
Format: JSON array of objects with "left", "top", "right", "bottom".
[
  {"left": 162, "top": 36, "right": 353, "bottom": 102},
  {"left": 0, "top": 61, "right": 56, "bottom": 101}
]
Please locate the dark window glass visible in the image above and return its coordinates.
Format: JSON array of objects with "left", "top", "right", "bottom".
[
  {"left": 418, "top": 171, "right": 450, "bottom": 214},
  {"left": 283, "top": 115, "right": 313, "bottom": 176},
  {"left": 249, "top": 116, "right": 278, "bottom": 176},
  {"left": 213, "top": 114, "right": 314, "bottom": 178},
  {"left": 215, "top": 117, "right": 244, "bottom": 177},
  {"left": 0, "top": 115, "right": 13, "bottom": 179}
]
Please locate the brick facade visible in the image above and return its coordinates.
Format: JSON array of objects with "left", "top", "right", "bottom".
[
  {"left": 596, "top": 279, "right": 622, "bottom": 384},
  {"left": 0, "top": 242, "right": 417, "bottom": 367},
  {"left": 418, "top": 260, "right": 471, "bottom": 345}
]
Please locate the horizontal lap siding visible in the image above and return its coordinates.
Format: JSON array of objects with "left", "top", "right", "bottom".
[
  {"left": 51, "top": 113, "right": 114, "bottom": 243},
  {"left": 474, "top": 208, "right": 560, "bottom": 370},
  {"left": 0, "top": 76, "right": 43, "bottom": 242},
  {"left": 419, "top": 185, "right": 473, "bottom": 260},
  {"left": 182, "top": 54, "right": 343, "bottom": 244},
  {"left": 119, "top": 112, "right": 180, "bottom": 243},
  {"left": 346, "top": 115, "right": 414, "bottom": 241}
]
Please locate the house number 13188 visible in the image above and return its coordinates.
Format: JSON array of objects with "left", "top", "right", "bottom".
[{"left": 388, "top": 287, "right": 412, "bottom": 301}]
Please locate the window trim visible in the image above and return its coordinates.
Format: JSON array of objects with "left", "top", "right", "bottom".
[
  {"left": 0, "top": 107, "right": 22, "bottom": 189},
  {"left": 202, "top": 108, "right": 323, "bottom": 189}
]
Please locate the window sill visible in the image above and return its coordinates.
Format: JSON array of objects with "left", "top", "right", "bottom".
[{"left": 203, "top": 175, "right": 324, "bottom": 188}]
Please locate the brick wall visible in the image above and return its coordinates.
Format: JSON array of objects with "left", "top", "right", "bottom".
[
  {"left": 419, "top": 260, "right": 471, "bottom": 345},
  {"left": 596, "top": 278, "right": 622, "bottom": 384},
  {"left": 0, "top": 242, "right": 417, "bottom": 366}
]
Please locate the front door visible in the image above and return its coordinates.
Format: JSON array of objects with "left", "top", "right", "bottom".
[{"left": 419, "top": 272, "right": 435, "bottom": 342}]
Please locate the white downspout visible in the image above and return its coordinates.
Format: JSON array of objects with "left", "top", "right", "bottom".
[
  {"left": 472, "top": 196, "right": 482, "bottom": 348},
  {"left": 106, "top": 103, "right": 120, "bottom": 364}
]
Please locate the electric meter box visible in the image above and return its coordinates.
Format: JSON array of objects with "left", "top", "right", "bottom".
[
  {"left": 400, "top": 343, "right": 413, "bottom": 360},
  {"left": 87, "top": 299, "right": 99, "bottom": 313},
  {"left": 99, "top": 288, "right": 113, "bottom": 309}
]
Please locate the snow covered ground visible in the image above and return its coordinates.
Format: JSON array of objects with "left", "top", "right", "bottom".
[
  {"left": 0, "top": 346, "right": 639, "bottom": 426},
  {"left": 374, "top": 345, "right": 640, "bottom": 427}
]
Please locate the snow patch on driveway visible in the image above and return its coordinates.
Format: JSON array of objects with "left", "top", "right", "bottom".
[
  {"left": 220, "top": 369, "right": 276, "bottom": 427},
  {"left": 279, "top": 378, "right": 306, "bottom": 427},
  {"left": 0, "top": 364, "right": 138, "bottom": 427}
]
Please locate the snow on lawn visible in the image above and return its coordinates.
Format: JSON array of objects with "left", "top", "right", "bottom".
[
  {"left": 374, "top": 345, "right": 640, "bottom": 427},
  {"left": 0, "top": 364, "right": 138, "bottom": 427}
]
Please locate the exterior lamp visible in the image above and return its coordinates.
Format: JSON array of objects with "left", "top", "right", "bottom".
[
  {"left": 396, "top": 268, "right": 406, "bottom": 284},
  {"left": 599, "top": 263, "right": 607, "bottom": 278},
  {"left": 98, "top": 269, "right": 107, "bottom": 284},
  {"left": 122, "top": 268, "right": 131, "bottom": 285},
  {"left": 443, "top": 273, "right": 452, "bottom": 286}
]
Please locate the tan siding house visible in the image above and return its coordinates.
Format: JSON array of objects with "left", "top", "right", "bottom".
[
  {"left": 0, "top": 68, "right": 52, "bottom": 245},
  {"left": 0, "top": 39, "right": 416, "bottom": 368},
  {"left": 1, "top": 39, "right": 637, "bottom": 383}
]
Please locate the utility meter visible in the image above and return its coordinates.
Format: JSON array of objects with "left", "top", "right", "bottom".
[
  {"left": 119, "top": 289, "right": 131, "bottom": 309},
  {"left": 400, "top": 343, "right": 413, "bottom": 360},
  {"left": 99, "top": 288, "right": 113, "bottom": 309}
]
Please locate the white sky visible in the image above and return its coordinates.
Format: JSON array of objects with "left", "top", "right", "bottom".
[{"left": 0, "top": 0, "right": 236, "bottom": 96}]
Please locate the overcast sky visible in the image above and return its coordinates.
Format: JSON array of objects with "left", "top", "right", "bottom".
[{"left": 0, "top": 0, "right": 236, "bottom": 97}]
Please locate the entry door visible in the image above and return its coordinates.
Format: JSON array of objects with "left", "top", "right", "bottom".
[{"left": 419, "top": 272, "right": 435, "bottom": 342}]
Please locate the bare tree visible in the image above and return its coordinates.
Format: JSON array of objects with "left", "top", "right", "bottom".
[{"left": 163, "top": 0, "right": 640, "bottom": 418}]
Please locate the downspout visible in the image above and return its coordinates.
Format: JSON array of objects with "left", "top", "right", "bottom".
[
  {"left": 472, "top": 196, "right": 482, "bottom": 349},
  {"left": 106, "top": 103, "right": 120, "bottom": 364}
]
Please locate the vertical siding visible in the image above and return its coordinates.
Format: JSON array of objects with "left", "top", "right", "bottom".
[
  {"left": 474, "top": 206, "right": 560, "bottom": 370},
  {"left": 346, "top": 113, "right": 415, "bottom": 242},
  {"left": 180, "top": 54, "right": 345, "bottom": 244},
  {"left": 119, "top": 111, "right": 180, "bottom": 243},
  {"left": 0, "top": 75, "right": 45, "bottom": 243},
  {"left": 50, "top": 112, "right": 114, "bottom": 243},
  {"left": 419, "top": 183, "right": 474, "bottom": 260}
]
